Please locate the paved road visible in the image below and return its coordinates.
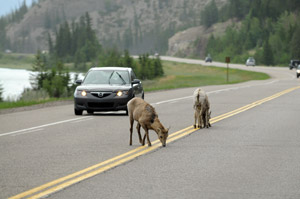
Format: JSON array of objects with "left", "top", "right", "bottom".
[{"left": 1, "top": 57, "right": 300, "bottom": 199}]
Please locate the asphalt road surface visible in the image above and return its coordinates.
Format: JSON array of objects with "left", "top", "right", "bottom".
[{"left": 1, "top": 57, "right": 300, "bottom": 199}]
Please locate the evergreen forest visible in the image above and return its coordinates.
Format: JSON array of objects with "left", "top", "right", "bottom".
[{"left": 201, "top": 0, "right": 300, "bottom": 65}]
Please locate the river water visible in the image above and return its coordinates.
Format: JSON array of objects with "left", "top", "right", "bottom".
[
  {"left": 0, "top": 68, "right": 33, "bottom": 100},
  {"left": 0, "top": 68, "right": 83, "bottom": 101}
]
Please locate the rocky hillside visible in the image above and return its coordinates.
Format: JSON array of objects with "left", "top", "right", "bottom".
[
  {"left": 167, "top": 19, "right": 240, "bottom": 58},
  {"left": 6, "top": 0, "right": 227, "bottom": 54}
]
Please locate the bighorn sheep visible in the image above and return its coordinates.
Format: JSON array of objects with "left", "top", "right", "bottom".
[
  {"left": 193, "top": 88, "right": 211, "bottom": 129},
  {"left": 127, "top": 97, "right": 169, "bottom": 147}
]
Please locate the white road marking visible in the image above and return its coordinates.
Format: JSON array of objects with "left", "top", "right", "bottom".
[
  {"left": 70, "top": 117, "right": 94, "bottom": 123},
  {"left": 0, "top": 117, "right": 92, "bottom": 137},
  {"left": 11, "top": 128, "right": 44, "bottom": 136}
]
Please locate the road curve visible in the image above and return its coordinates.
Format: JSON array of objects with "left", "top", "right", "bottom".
[{"left": 1, "top": 57, "right": 300, "bottom": 199}]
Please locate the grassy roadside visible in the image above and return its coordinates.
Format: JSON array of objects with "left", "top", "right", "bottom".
[
  {"left": 0, "top": 98, "right": 72, "bottom": 110},
  {"left": 0, "top": 53, "right": 34, "bottom": 70},
  {"left": 0, "top": 60, "right": 270, "bottom": 110},
  {"left": 143, "top": 61, "right": 270, "bottom": 91}
]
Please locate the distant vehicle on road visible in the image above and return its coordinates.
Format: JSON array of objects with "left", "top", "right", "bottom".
[
  {"left": 205, "top": 54, "right": 212, "bottom": 63},
  {"left": 74, "top": 67, "right": 144, "bottom": 115},
  {"left": 296, "top": 65, "right": 300, "bottom": 78},
  {"left": 246, "top": 57, "right": 255, "bottom": 66},
  {"left": 289, "top": 60, "right": 300, "bottom": 70}
]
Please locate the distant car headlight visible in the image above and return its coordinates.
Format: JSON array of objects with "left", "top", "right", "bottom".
[{"left": 81, "top": 90, "right": 87, "bottom": 96}]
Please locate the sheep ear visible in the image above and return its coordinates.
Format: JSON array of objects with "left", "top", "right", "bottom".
[{"left": 166, "top": 126, "right": 171, "bottom": 132}]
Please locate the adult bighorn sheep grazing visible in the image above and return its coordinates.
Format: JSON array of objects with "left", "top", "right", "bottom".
[
  {"left": 193, "top": 88, "right": 211, "bottom": 129},
  {"left": 127, "top": 97, "right": 169, "bottom": 147}
]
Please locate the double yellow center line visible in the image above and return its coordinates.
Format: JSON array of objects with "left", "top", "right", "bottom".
[{"left": 10, "top": 86, "right": 300, "bottom": 199}]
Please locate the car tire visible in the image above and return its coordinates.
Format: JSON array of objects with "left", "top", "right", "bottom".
[
  {"left": 74, "top": 109, "right": 83, "bottom": 115},
  {"left": 87, "top": 110, "right": 94, "bottom": 114}
]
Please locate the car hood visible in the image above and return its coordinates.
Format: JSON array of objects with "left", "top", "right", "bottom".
[{"left": 76, "top": 84, "right": 131, "bottom": 92}]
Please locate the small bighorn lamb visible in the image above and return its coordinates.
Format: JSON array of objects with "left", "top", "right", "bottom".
[
  {"left": 193, "top": 88, "right": 211, "bottom": 129},
  {"left": 127, "top": 97, "right": 169, "bottom": 147}
]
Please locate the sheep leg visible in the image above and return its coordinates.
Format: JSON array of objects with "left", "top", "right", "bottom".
[
  {"left": 202, "top": 110, "right": 206, "bottom": 128},
  {"left": 142, "top": 133, "right": 146, "bottom": 146},
  {"left": 194, "top": 110, "right": 197, "bottom": 129},
  {"left": 129, "top": 117, "right": 134, "bottom": 145},
  {"left": 136, "top": 123, "right": 143, "bottom": 144},
  {"left": 205, "top": 110, "right": 209, "bottom": 128},
  {"left": 199, "top": 109, "right": 203, "bottom": 128},
  {"left": 142, "top": 125, "right": 151, "bottom": 146}
]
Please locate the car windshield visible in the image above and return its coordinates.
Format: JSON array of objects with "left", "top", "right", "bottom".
[{"left": 83, "top": 70, "right": 130, "bottom": 85}]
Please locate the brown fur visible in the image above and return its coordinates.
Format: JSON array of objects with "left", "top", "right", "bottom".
[{"left": 127, "top": 97, "right": 169, "bottom": 147}]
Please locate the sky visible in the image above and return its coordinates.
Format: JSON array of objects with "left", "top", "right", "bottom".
[{"left": 0, "top": 0, "right": 34, "bottom": 17}]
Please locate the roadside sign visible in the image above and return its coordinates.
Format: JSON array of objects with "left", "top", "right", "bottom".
[{"left": 225, "top": 57, "right": 230, "bottom": 63}]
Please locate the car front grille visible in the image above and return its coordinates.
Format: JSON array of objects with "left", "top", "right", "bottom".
[
  {"left": 91, "top": 92, "right": 112, "bottom": 98},
  {"left": 88, "top": 102, "right": 114, "bottom": 108}
]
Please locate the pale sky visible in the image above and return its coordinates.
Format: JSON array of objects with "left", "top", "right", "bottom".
[{"left": 0, "top": 0, "right": 34, "bottom": 17}]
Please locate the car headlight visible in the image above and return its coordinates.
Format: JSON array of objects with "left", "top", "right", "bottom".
[
  {"left": 116, "top": 90, "right": 128, "bottom": 97},
  {"left": 81, "top": 90, "right": 87, "bottom": 96},
  {"left": 116, "top": 90, "right": 123, "bottom": 96}
]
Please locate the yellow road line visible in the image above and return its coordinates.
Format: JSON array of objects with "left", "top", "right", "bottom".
[
  {"left": 9, "top": 86, "right": 300, "bottom": 199},
  {"left": 10, "top": 125, "right": 193, "bottom": 199}
]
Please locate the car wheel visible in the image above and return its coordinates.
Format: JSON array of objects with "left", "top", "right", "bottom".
[
  {"left": 74, "top": 109, "right": 83, "bottom": 115},
  {"left": 87, "top": 110, "right": 94, "bottom": 114},
  {"left": 125, "top": 109, "right": 129, "bottom": 116},
  {"left": 142, "top": 92, "right": 144, "bottom": 99}
]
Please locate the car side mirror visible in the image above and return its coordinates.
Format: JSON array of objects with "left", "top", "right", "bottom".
[
  {"left": 131, "top": 79, "right": 141, "bottom": 85},
  {"left": 75, "top": 79, "right": 83, "bottom": 85}
]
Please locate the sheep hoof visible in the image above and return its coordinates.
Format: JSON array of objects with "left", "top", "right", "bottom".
[{"left": 194, "top": 125, "right": 196, "bottom": 129}]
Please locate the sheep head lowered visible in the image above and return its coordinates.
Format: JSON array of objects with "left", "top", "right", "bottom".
[{"left": 128, "top": 97, "right": 169, "bottom": 147}]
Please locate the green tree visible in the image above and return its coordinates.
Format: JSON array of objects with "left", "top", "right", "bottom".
[
  {"left": 0, "top": 83, "right": 4, "bottom": 102},
  {"left": 290, "top": 25, "right": 300, "bottom": 59},
  {"left": 262, "top": 40, "right": 274, "bottom": 66},
  {"left": 47, "top": 32, "right": 54, "bottom": 54},
  {"left": 200, "top": 0, "right": 219, "bottom": 28},
  {"left": 31, "top": 50, "right": 47, "bottom": 90}
]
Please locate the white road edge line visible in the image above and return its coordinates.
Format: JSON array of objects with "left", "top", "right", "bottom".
[
  {"left": 11, "top": 128, "right": 44, "bottom": 136},
  {"left": 71, "top": 117, "right": 94, "bottom": 123},
  {"left": 0, "top": 117, "right": 92, "bottom": 137}
]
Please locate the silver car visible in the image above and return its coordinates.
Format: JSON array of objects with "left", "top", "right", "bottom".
[
  {"left": 246, "top": 57, "right": 255, "bottom": 66},
  {"left": 74, "top": 67, "right": 144, "bottom": 115},
  {"left": 296, "top": 65, "right": 300, "bottom": 78}
]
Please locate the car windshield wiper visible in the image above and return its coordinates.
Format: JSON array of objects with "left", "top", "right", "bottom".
[
  {"left": 108, "top": 71, "right": 114, "bottom": 85},
  {"left": 116, "top": 72, "right": 126, "bottom": 85}
]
